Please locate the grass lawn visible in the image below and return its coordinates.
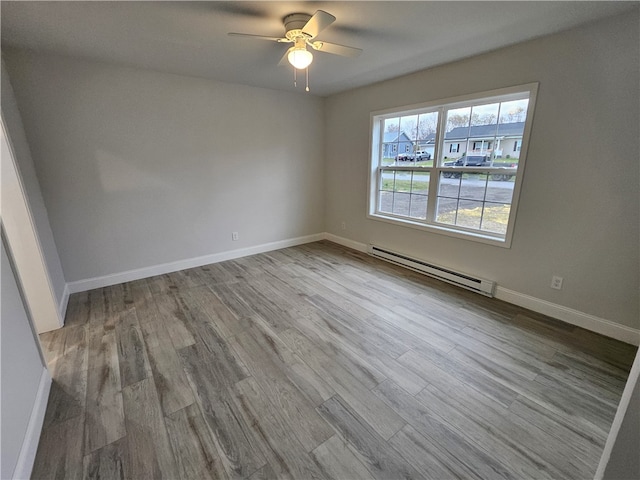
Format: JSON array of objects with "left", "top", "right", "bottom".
[{"left": 381, "top": 178, "right": 422, "bottom": 192}]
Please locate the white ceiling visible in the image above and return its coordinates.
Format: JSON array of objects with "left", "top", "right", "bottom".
[{"left": 1, "top": 1, "right": 636, "bottom": 97}]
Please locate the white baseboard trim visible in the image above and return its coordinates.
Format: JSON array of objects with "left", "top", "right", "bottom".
[
  {"left": 13, "top": 368, "right": 52, "bottom": 480},
  {"left": 58, "top": 283, "right": 69, "bottom": 325},
  {"left": 66, "top": 233, "right": 325, "bottom": 294},
  {"left": 323, "top": 233, "right": 368, "bottom": 252},
  {"left": 495, "top": 287, "right": 640, "bottom": 346}
]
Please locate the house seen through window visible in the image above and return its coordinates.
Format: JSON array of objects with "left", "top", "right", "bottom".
[{"left": 369, "top": 83, "right": 537, "bottom": 246}]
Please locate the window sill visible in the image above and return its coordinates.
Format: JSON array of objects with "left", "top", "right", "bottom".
[{"left": 367, "top": 212, "right": 513, "bottom": 248}]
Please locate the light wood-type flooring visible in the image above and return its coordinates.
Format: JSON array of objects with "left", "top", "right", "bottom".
[{"left": 33, "top": 241, "right": 637, "bottom": 479}]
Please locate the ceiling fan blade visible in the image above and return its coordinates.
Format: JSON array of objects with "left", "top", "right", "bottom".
[
  {"left": 302, "top": 10, "right": 336, "bottom": 38},
  {"left": 310, "top": 41, "right": 362, "bottom": 58},
  {"left": 278, "top": 47, "right": 293, "bottom": 66},
  {"left": 228, "top": 32, "right": 288, "bottom": 42}
]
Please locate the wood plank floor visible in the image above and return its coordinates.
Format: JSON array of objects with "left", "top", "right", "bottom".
[{"left": 33, "top": 240, "right": 637, "bottom": 480}]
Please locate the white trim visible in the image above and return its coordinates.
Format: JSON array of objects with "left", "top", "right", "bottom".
[
  {"left": 12, "top": 368, "right": 52, "bottom": 480},
  {"left": 58, "top": 283, "right": 70, "bottom": 324},
  {"left": 1, "top": 118, "right": 63, "bottom": 331},
  {"left": 495, "top": 287, "right": 640, "bottom": 346},
  {"left": 324, "top": 233, "right": 367, "bottom": 252},
  {"left": 595, "top": 349, "right": 640, "bottom": 479},
  {"left": 66, "top": 233, "right": 325, "bottom": 293}
]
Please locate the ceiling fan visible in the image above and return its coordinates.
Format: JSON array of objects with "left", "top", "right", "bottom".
[{"left": 228, "top": 10, "right": 362, "bottom": 91}]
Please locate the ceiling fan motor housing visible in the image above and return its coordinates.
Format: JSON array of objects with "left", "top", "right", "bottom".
[{"left": 284, "top": 13, "right": 313, "bottom": 40}]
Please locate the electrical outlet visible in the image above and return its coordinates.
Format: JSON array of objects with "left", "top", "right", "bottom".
[
  {"left": 551, "top": 275, "right": 563, "bottom": 290},
  {"left": 341, "top": 221, "right": 346, "bottom": 230},
  {"left": 232, "top": 232, "right": 239, "bottom": 241}
]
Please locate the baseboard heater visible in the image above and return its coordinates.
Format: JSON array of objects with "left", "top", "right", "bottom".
[{"left": 368, "top": 245, "right": 496, "bottom": 297}]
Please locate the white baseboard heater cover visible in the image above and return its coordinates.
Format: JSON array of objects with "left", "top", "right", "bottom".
[{"left": 368, "top": 245, "right": 496, "bottom": 297}]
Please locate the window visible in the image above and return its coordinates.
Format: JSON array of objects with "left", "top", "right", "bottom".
[
  {"left": 369, "top": 83, "right": 537, "bottom": 247},
  {"left": 514, "top": 140, "right": 522, "bottom": 152},
  {"left": 472, "top": 141, "right": 492, "bottom": 151}
]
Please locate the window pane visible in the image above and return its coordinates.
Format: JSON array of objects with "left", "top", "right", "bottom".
[
  {"left": 486, "top": 174, "right": 515, "bottom": 203},
  {"left": 415, "top": 111, "right": 438, "bottom": 166},
  {"left": 394, "top": 171, "right": 412, "bottom": 193},
  {"left": 456, "top": 200, "right": 484, "bottom": 230},
  {"left": 409, "top": 195, "right": 428, "bottom": 219},
  {"left": 411, "top": 171, "right": 429, "bottom": 195},
  {"left": 480, "top": 203, "right": 511, "bottom": 235},
  {"left": 442, "top": 107, "right": 470, "bottom": 166},
  {"left": 378, "top": 169, "right": 395, "bottom": 214},
  {"left": 380, "top": 170, "right": 395, "bottom": 192},
  {"left": 438, "top": 172, "right": 461, "bottom": 198},
  {"left": 497, "top": 98, "right": 529, "bottom": 164},
  {"left": 459, "top": 173, "right": 487, "bottom": 201},
  {"left": 381, "top": 143, "right": 398, "bottom": 164},
  {"left": 383, "top": 118, "right": 401, "bottom": 163},
  {"left": 469, "top": 103, "right": 499, "bottom": 152},
  {"left": 392, "top": 192, "right": 411, "bottom": 216},
  {"left": 379, "top": 191, "right": 393, "bottom": 214},
  {"left": 436, "top": 197, "right": 458, "bottom": 225},
  {"left": 471, "top": 103, "right": 500, "bottom": 128},
  {"left": 408, "top": 171, "right": 429, "bottom": 219},
  {"left": 383, "top": 117, "right": 400, "bottom": 132}
]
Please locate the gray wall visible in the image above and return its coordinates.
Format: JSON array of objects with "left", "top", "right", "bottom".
[
  {"left": 0, "top": 235, "right": 46, "bottom": 479},
  {"left": 324, "top": 11, "right": 639, "bottom": 330},
  {"left": 1, "top": 57, "right": 67, "bottom": 309},
  {"left": 2, "top": 51, "right": 325, "bottom": 282}
]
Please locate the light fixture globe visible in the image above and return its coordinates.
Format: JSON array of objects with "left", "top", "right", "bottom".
[{"left": 288, "top": 46, "right": 313, "bottom": 69}]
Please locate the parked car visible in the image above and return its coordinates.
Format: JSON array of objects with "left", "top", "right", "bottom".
[
  {"left": 396, "top": 152, "right": 415, "bottom": 161},
  {"left": 442, "top": 155, "right": 515, "bottom": 181},
  {"left": 396, "top": 151, "right": 431, "bottom": 162},
  {"left": 444, "top": 154, "right": 491, "bottom": 168}
]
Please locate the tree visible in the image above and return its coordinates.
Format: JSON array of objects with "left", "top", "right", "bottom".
[
  {"left": 447, "top": 114, "right": 469, "bottom": 130},
  {"left": 480, "top": 113, "right": 497, "bottom": 124},
  {"left": 418, "top": 117, "right": 437, "bottom": 139},
  {"left": 501, "top": 107, "right": 525, "bottom": 123}
]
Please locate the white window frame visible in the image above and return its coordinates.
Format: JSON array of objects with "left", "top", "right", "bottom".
[{"left": 367, "top": 83, "right": 538, "bottom": 248}]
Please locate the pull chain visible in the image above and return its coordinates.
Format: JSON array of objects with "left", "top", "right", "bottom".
[{"left": 292, "top": 67, "right": 310, "bottom": 92}]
